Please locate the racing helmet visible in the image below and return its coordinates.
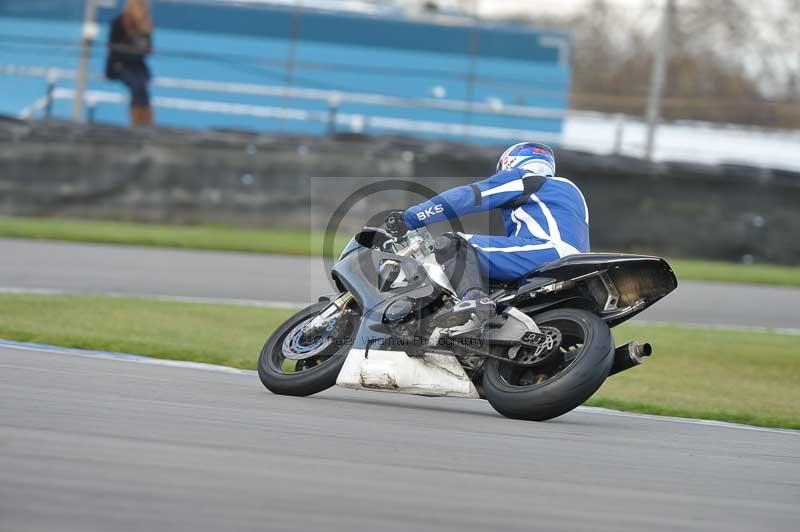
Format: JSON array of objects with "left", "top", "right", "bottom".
[{"left": 496, "top": 142, "right": 556, "bottom": 176}]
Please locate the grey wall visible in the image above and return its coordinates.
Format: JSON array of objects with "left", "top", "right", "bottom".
[{"left": 1, "top": 117, "right": 798, "bottom": 264}]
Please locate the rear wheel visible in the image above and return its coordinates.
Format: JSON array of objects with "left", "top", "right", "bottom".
[
  {"left": 482, "top": 308, "right": 614, "bottom": 421},
  {"left": 258, "top": 300, "right": 357, "bottom": 397}
]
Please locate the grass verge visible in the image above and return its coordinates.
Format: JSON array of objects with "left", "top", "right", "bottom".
[
  {"left": 1, "top": 216, "right": 799, "bottom": 287},
  {"left": 0, "top": 293, "right": 797, "bottom": 429},
  {"left": 587, "top": 323, "right": 800, "bottom": 429},
  {"left": 0, "top": 293, "right": 295, "bottom": 369},
  {"left": 668, "top": 259, "right": 800, "bottom": 288},
  {"left": 0, "top": 215, "right": 349, "bottom": 257}
]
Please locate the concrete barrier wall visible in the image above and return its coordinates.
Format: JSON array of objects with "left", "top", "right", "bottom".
[{"left": 1, "top": 117, "right": 798, "bottom": 264}]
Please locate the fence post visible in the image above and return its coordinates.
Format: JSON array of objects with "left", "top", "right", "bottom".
[
  {"left": 44, "top": 71, "right": 57, "bottom": 118},
  {"left": 73, "top": 0, "right": 98, "bottom": 122},
  {"left": 87, "top": 99, "right": 97, "bottom": 124},
  {"left": 644, "top": 0, "right": 675, "bottom": 161},
  {"left": 327, "top": 95, "right": 341, "bottom": 135}
]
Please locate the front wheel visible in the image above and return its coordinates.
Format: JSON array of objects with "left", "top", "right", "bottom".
[
  {"left": 258, "top": 300, "right": 357, "bottom": 397},
  {"left": 482, "top": 308, "right": 614, "bottom": 421}
]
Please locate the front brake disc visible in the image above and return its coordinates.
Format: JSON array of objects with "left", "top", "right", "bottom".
[{"left": 281, "top": 320, "right": 334, "bottom": 360}]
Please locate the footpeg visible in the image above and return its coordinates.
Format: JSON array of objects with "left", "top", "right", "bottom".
[{"left": 432, "top": 297, "right": 496, "bottom": 328}]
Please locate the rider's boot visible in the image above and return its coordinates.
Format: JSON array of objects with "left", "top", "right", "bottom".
[{"left": 433, "top": 289, "right": 496, "bottom": 329}]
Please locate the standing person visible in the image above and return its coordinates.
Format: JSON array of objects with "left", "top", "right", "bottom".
[{"left": 105, "top": 0, "right": 154, "bottom": 126}]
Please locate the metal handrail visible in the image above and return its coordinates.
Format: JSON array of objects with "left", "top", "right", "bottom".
[
  {"left": 43, "top": 87, "right": 562, "bottom": 143},
  {"left": 0, "top": 63, "right": 566, "bottom": 120}
]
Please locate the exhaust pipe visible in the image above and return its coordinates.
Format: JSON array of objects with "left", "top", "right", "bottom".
[{"left": 609, "top": 341, "right": 652, "bottom": 376}]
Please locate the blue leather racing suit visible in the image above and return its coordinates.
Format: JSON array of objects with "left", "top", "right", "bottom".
[{"left": 403, "top": 168, "right": 590, "bottom": 282}]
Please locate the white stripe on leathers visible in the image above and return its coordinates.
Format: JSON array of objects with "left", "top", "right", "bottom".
[
  {"left": 481, "top": 179, "right": 524, "bottom": 197},
  {"left": 472, "top": 174, "right": 583, "bottom": 257}
]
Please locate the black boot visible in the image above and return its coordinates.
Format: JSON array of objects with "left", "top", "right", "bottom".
[{"left": 433, "top": 289, "right": 496, "bottom": 329}]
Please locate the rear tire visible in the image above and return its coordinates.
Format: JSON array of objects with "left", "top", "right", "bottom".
[
  {"left": 258, "top": 301, "right": 354, "bottom": 397},
  {"left": 482, "top": 308, "right": 614, "bottom": 421}
]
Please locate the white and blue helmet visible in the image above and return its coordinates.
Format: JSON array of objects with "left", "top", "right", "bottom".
[{"left": 496, "top": 142, "right": 556, "bottom": 177}]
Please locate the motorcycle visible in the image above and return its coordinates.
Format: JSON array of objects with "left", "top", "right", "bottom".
[{"left": 258, "top": 222, "right": 677, "bottom": 421}]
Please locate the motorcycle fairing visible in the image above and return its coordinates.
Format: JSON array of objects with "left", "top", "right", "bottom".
[
  {"left": 332, "top": 244, "right": 480, "bottom": 397},
  {"left": 331, "top": 247, "right": 436, "bottom": 312},
  {"left": 336, "top": 348, "right": 480, "bottom": 398}
]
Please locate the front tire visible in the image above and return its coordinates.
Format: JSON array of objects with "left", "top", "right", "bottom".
[
  {"left": 482, "top": 308, "right": 614, "bottom": 421},
  {"left": 258, "top": 301, "right": 356, "bottom": 397}
]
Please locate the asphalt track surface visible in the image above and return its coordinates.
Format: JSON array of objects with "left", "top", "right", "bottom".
[
  {"left": 2, "top": 238, "right": 799, "bottom": 329},
  {"left": 1, "top": 345, "right": 798, "bottom": 532}
]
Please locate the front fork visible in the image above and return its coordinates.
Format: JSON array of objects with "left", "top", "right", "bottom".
[{"left": 300, "top": 292, "right": 355, "bottom": 337}]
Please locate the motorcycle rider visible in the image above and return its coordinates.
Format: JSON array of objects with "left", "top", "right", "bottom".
[{"left": 390, "top": 142, "right": 590, "bottom": 326}]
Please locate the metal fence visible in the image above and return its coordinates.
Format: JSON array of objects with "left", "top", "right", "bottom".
[
  {"left": 6, "top": 64, "right": 798, "bottom": 170},
  {"left": 1, "top": 64, "right": 564, "bottom": 143}
]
